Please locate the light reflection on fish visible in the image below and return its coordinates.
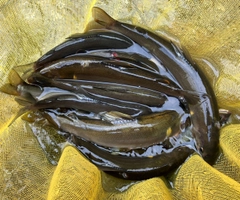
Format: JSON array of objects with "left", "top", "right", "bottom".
[
  {"left": 43, "top": 109, "right": 187, "bottom": 149},
  {"left": 0, "top": 7, "right": 220, "bottom": 180},
  {"left": 92, "top": 7, "right": 220, "bottom": 164}
]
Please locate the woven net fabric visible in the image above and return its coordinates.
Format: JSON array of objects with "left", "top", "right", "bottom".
[{"left": 0, "top": 0, "right": 240, "bottom": 199}]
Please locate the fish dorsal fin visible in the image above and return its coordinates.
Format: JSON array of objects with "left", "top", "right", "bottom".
[
  {"left": 67, "top": 33, "right": 85, "bottom": 39},
  {"left": 92, "top": 7, "right": 116, "bottom": 28}
]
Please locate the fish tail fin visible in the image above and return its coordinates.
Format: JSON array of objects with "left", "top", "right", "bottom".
[
  {"left": 12, "top": 63, "right": 34, "bottom": 82},
  {"left": 8, "top": 106, "right": 29, "bottom": 127},
  {"left": 8, "top": 69, "right": 23, "bottom": 86},
  {"left": 92, "top": 7, "right": 116, "bottom": 28},
  {"left": 0, "top": 69, "right": 23, "bottom": 95},
  {"left": 0, "top": 63, "right": 35, "bottom": 96},
  {"left": 0, "top": 83, "right": 19, "bottom": 96}
]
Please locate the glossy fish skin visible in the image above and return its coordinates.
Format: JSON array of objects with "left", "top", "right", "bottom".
[
  {"left": 67, "top": 49, "right": 161, "bottom": 75},
  {"left": 35, "top": 30, "right": 133, "bottom": 70},
  {"left": 33, "top": 93, "right": 154, "bottom": 117},
  {"left": 35, "top": 27, "right": 182, "bottom": 88},
  {"left": 27, "top": 73, "right": 168, "bottom": 107},
  {"left": 33, "top": 55, "right": 191, "bottom": 113},
  {"left": 72, "top": 135, "right": 195, "bottom": 180},
  {"left": 92, "top": 7, "right": 220, "bottom": 164},
  {"left": 1, "top": 7, "right": 221, "bottom": 180},
  {"left": 16, "top": 80, "right": 153, "bottom": 117},
  {"left": 38, "top": 56, "right": 174, "bottom": 86},
  {"left": 24, "top": 76, "right": 165, "bottom": 117},
  {"left": 32, "top": 56, "right": 193, "bottom": 104},
  {"left": 44, "top": 109, "right": 185, "bottom": 149},
  {"left": 78, "top": 85, "right": 166, "bottom": 107},
  {"left": 65, "top": 53, "right": 178, "bottom": 87}
]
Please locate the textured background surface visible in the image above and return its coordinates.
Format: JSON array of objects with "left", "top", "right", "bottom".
[{"left": 0, "top": 0, "right": 240, "bottom": 199}]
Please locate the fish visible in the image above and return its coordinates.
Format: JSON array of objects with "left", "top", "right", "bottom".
[
  {"left": 92, "top": 7, "right": 220, "bottom": 164},
  {"left": 0, "top": 7, "right": 221, "bottom": 180},
  {"left": 43, "top": 108, "right": 188, "bottom": 149},
  {"left": 35, "top": 30, "right": 133, "bottom": 70},
  {"left": 30, "top": 56, "right": 196, "bottom": 108},
  {"left": 26, "top": 72, "right": 168, "bottom": 107},
  {"left": 17, "top": 85, "right": 154, "bottom": 117},
  {"left": 71, "top": 135, "right": 195, "bottom": 180},
  {"left": 67, "top": 49, "right": 162, "bottom": 75}
]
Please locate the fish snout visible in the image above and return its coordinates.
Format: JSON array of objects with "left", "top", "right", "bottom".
[{"left": 196, "top": 124, "right": 220, "bottom": 164}]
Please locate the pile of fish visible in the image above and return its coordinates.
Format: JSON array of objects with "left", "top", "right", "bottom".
[{"left": 2, "top": 7, "right": 220, "bottom": 180}]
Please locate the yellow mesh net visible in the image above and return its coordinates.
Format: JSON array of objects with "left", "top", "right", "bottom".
[{"left": 1, "top": 0, "right": 240, "bottom": 199}]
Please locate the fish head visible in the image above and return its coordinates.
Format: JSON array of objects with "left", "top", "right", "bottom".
[{"left": 194, "top": 121, "right": 220, "bottom": 164}]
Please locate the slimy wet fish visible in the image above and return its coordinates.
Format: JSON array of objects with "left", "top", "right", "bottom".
[
  {"left": 26, "top": 73, "right": 169, "bottom": 107},
  {"left": 44, "top": 109, "right": 186, "bottom": 149},
  {"left": 92, "top": 7, "right": 220, "bottom": 163},
  {"left": 72, "top": 135, "right": 195, "bottom": 180},
  {"left": 35, "top": 30, "right": 133, "bottom": 70},
  {"left": 32, "top": 56, "right": 194, "bottom": 104},
  {"left": 0, "top": 7, "right": 221, "bottom": 180}
]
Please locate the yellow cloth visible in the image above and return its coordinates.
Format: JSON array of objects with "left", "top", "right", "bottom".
[{"left": 0, "top": 0, "right": 240, "bottom": 199}]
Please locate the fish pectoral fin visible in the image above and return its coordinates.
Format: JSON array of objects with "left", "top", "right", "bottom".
[
  {"left": 92, "top": 7, "right": 116, "bottom": 28},
  {"left": 170, "top": 41, "right": 184, "bottom": 58}
]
